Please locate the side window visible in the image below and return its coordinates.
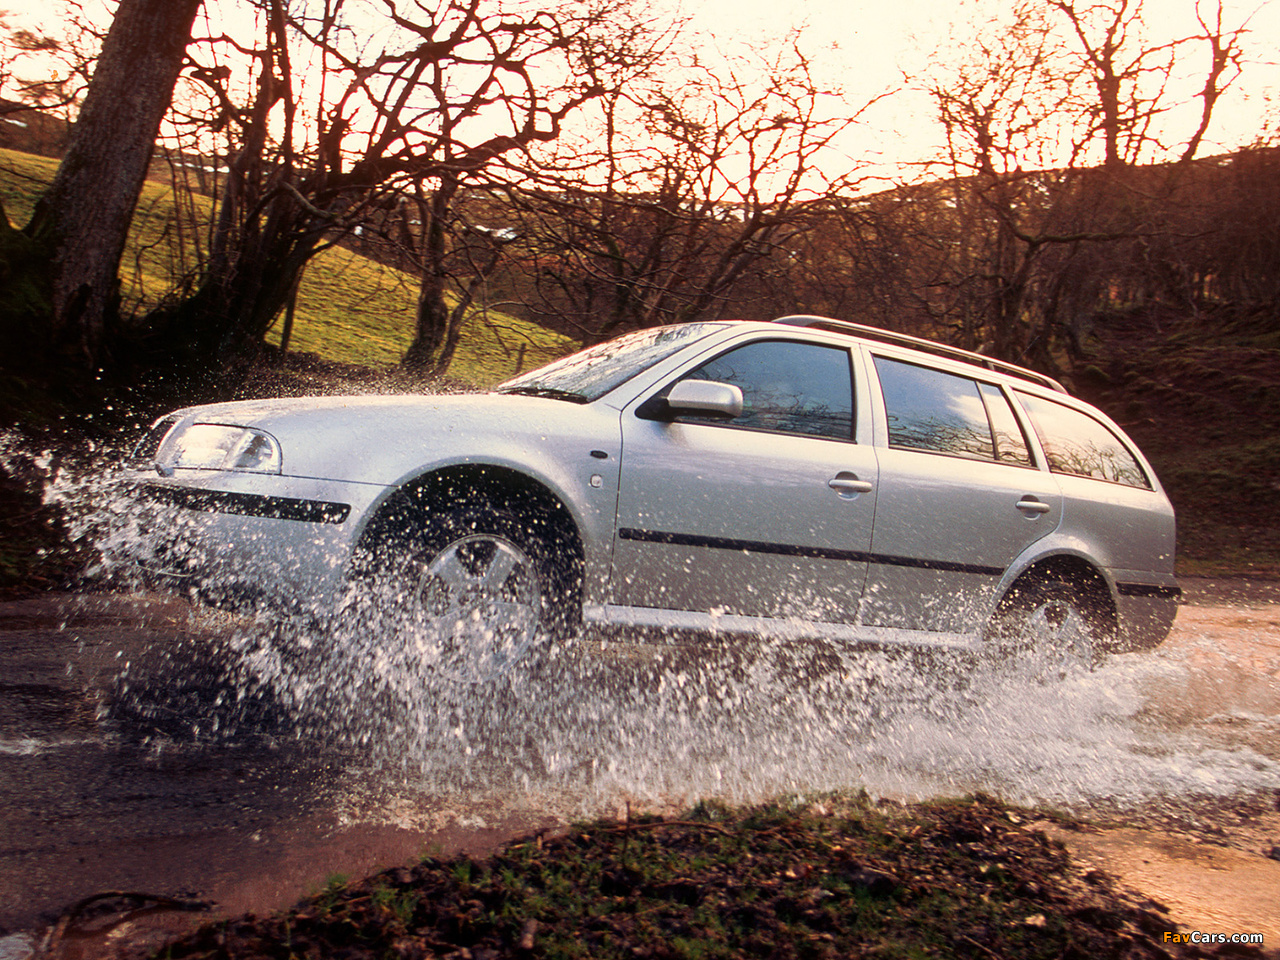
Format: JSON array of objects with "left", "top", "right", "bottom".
[
  {"left": 679, "top": 340, "right": 854, "bottom": 440},
  {"left": 873, "top": 356, "right": 995, "bottom": 461},
  {"left": 1016, "top": 392, "right": 1151, "bottom": 488},
  {"left": 979, "top": 383, "right": 1034, "bottom": 466}
]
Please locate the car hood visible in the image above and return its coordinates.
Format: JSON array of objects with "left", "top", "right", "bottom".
[{"left": 166, "top": 392, "right": 622, "bottom": 485}]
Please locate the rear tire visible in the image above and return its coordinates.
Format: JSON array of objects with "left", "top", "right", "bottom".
[{"left": 986, "top": 577, "right": 1107, "bottom": 680}]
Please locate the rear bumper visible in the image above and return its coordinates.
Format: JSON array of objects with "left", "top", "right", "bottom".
[{"left": 1112, "top": 578, "right": 1181, "bottom": 651}]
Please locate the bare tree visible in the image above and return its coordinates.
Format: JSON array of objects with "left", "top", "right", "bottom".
[
  {"left": 397, "top": 175, "right": 516, "bottom": 375},
  {"left": 0, "top": 4, "right": 98, "bottom": 126},
  {"left": 1179, "top": 0, "right": 1249, "bottom": 162},
  {"left": 16, "top": 0, "right": 202, "bottom": 372},
  {"left": 0, "top": 0, "right": 653, "bottom": 390},
  {"left": 1045, "top": 0, "right": 1248, "bottom": 168},
  {"left": 135, "top": 0, "right": 649, "bottom": 381},
  {"left": 496, "top": 39, "right": 870, "bottom": 345},
  {"left": 0, "top": 0, "right": 200, "bottom": 382},
  {"left": 916, "top": 2, "right": 1084, "bottom": 360},
  {"left": 880, "top": 0, "right": 1256, "bottom": 373}
]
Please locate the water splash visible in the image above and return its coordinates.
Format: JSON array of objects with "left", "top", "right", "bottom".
[
  {"left": 135, "top": 594, "right": 1280, "bottom": 826},
  {"left": 8, "top": 430, "right": 1279, "bottom": 824}
]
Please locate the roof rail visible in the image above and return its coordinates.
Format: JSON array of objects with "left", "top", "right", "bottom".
[{"left": 772, "top": 315, "right": 1068, "bottom": 393}]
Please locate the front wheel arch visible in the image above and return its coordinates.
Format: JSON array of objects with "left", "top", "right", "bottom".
[
  {"left": 357, "top": 466, "right": 584, "bottom": 600},
  {"left": 347, "top": 467, "right": 585, "bottom": 675}
]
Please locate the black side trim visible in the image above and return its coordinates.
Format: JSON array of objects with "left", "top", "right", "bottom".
[
  {"left": 1116, "top": 582, "right": 1182, "bottom": 600},
  {"left": 617, "top": 527, "right": 1003, "bottom": 577},
  {"left": 143, "top": 484, "right": 351, "bottom": 524},
  {"left": 870, "top": 553, "right": 1005, "bottom": 576}
]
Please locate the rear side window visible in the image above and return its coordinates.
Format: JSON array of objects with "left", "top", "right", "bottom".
[
  {"left": 874, "top": 357, "right": 1033, "bottom": 466},
  {"left": 1016, "top": 392, "right": 1151, "bottom": 488},
  {"left": 979, "top": 383, "right": 1034, "bottom": 466},
  {"left": 680, "top": 340, "right": 854, "bottom": 440}
]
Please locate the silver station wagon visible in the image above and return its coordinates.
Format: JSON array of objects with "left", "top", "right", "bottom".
[{"left": 121, "top": 316, "right": 1180, "bottom": 678}]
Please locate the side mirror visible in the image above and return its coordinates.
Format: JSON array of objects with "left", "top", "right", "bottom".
[{"left": 665, "top": 379, "right": 744, "bottom": 420}]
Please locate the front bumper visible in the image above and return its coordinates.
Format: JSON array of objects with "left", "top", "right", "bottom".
[{"left": 115, "top": 470, "right": 389, "bottom": 612}]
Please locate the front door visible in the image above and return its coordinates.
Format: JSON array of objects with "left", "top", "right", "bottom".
[{"left": 611, "top": 338, "right": 878, "bottom": 627}]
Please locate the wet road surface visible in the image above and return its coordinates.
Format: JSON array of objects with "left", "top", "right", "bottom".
[
  {"left": 1, "top": 582, "right": 1278, "bottom": 953},
  {"left": 0, "top": 594, "right": 557, "bottom": 945}
]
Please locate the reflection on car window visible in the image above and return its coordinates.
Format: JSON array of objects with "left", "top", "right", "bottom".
[
  {"left": 498, "top": 323, "right": 726, "bottom": 402},
  {"left": 875, "top": 357, "right": 996, "bottom": 460},
  {"left": 1016, "top": 392, "right": 1151, "bottom": 488},
  {"left": 680, "top": 340, "right": 854, "bottom": 440},
  {"left": 979, "top": 383, "right": 1034, "bottom": 466}
]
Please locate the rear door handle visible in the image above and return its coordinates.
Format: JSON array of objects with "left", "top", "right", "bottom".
[
  {"left": 829, "top": 472, "right": 873, "bottom": 498},
  {"left": 1015, "top": 497, "right": 1052, "bottom": 515}
]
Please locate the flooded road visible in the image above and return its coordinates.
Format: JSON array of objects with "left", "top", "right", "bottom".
[
  {"left": 0, "top": 594, "right": 559, "bottom": 943},
  {"left": 0, "top": 581, "right": 1278, "bottom": 950}
]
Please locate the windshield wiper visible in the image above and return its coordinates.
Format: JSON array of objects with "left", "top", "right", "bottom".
[{"left": 496, "top": 386, "right": 590, "bottom": 403}]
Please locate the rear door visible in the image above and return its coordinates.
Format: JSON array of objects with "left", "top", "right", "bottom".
[
  {"left": 860, "top": 353, "right": 1062, "bottom": 635},
  {"left": 611, "top": 337, "right": 878, "bottom": 626}
]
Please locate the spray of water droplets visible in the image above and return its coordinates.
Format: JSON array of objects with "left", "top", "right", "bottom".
[
  {"left": 107, "top": 577, "right": 1280, "bottom": 826},
  {"left": 6, "top": 428, "right": 1279, "bottom": 823}
]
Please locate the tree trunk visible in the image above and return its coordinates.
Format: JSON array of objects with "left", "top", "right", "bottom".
[
  {"left": 401, "top": 179, "right": 459, "bottom": 375},
  {"left": 27, "top": 0, "right": 201, "bottom": 370}
]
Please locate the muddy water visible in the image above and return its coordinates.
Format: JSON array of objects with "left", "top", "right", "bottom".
[
  {"left": 845, "top": 586, "right": 1280, "bottom": 808},
  {"left": 0, "top": 594, "right": 559, "bottom": 940},
  {"left": 0, "top": 582, "right": 1278, "bottom": 949},
  {"left": 1043, "top": 584, "right": 1280, "bottom": 949}
]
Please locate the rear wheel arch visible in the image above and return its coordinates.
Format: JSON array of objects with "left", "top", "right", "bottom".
[
  {"left": 989, "top": 555, "right": 1119, "bottom": 665},
  {"left": 1000, "top": 556, "right": 1116, "bottom": 628}
]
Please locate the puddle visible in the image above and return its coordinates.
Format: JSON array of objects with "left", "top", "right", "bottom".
[
  {"left": 1042, "top": 820, "right": 1280, "bottom": 949},
  {"left": 4, "top": 433, "right": 1280, "bottom": 946}
]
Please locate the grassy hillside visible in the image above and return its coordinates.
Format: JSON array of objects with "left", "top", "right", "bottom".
[{"left": 0, "top": 148, "right": 574, "bottom": 386}]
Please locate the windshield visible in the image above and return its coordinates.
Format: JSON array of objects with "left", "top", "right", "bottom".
[{"left": 497, "top": 323, "right": 727, "bottom": 402}]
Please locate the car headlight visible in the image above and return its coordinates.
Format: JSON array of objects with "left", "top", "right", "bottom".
[{"left": 151, "top": 422, "right": 283, "bottom": 475}]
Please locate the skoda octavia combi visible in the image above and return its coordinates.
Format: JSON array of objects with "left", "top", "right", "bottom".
[{"left": 119, "top": 316, "right": 1180, "bottom": 679}]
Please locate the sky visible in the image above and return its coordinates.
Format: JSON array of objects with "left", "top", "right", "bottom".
[
  {"left": 7, "top": 0, "right": 1280, "bottom": 182},
  {"left": 679, "top": 0, "right": 1280, "bottom": 178}
]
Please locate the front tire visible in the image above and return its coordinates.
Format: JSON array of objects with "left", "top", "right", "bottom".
[{"left": 354, "top": 501, "right": 577, "bottom": 683}]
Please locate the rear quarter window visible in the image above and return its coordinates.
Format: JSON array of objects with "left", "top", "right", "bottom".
[
  {"left": 1016, "top": 392, "right": 1151, "bottom": 489},
  {"left": 873, "top": 356, "right": 1033, "bottom": 466}
]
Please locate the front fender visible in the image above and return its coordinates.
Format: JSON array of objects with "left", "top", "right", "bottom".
[{"left": 351, "top": 440, "right": 622, "bottom": 605}]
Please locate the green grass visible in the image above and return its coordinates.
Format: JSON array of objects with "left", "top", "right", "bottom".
[
  {"left": 0, "top": 147, "right": 574, "bottom": 386},
  {"left": 0, "top": 147, "right": 57, "bottom": 224}
]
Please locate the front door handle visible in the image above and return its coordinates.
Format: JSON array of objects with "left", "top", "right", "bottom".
[
  {"left": 1015, "top": 496, "right": 1052, "bottom": 515},
  {"left": 829, "top": 472, "right": 873, "bottom": 498}
]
